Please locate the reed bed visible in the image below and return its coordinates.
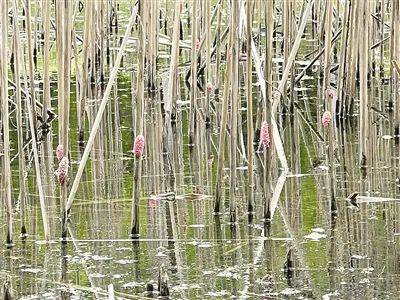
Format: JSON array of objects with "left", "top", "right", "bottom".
[{"left": 0, "top": 3, "right": 399, "bottom": 297}]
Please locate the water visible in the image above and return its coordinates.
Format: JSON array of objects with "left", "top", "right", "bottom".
[{"left": 2, "top": 166, "right": 400, "bottom": 299}]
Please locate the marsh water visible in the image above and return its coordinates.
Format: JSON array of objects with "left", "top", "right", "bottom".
[{"left": 2, "top": 4, "right": 400, "bottom": 300}]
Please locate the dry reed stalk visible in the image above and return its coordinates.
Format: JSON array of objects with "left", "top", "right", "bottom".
[
  {"left": 42, "top": 0, "right": 51, "bottom": 124},
  {"left": 203, "top": 0, "right": 212, "bottom": 192},
  {"left": 189, "top": 0, "right": 198, "bottom": 148},
  {"left": 60, "top": 0, "right": 72, "bottom": 239},
  {"left": 166, "top": 0, "right": 182, "bottom": 120},
  {"left": 146, "top": 0, "right": 158, "bottom": 91},
  {"left": 56, "top": 0, "right": 65, "bottom": 238},
  {"left": 41, "top": 0, "right": 56, "bottom": 210},
  {"left": 131, "top": 153, "right": 143, "bottom": 237},
  {"left": 246, "top": 0, "right": 254, "bottom": 214},
  {"left": 346, "top": 0, "right": 359, "bottom": 115},
  {"left": 164, "top": 0, "right": 182, "bottom": 191},
  {"left": 337, "top": 0, "right": 351, "bottom": 116},
  {"left": 131, "top": 10, "right": 146, "bottom": 237},
  {"left": 282, "top": 0, "right": 292, "bottom": 99},
  {"left": 55, "top": 0, "right": 64, "bottom": 147},
  {"left": 66, "top": 6, "right": 138, "bottom": 212},
  {"left": 262, "top": 0, "right": 274, "bottom": 222},
  {"left": 214, "top": 55, "right": 232, "bottom": 214},
  {"left": 391, "top": 0, "right": 400, "bottom": 141},
  {"left": 188, "top": 0, "right": 201, "bottom": 192},
  {"left": 77, "top": 0, "right": 93, "bottom": 144},
  {"left": 322, "top": 0, "right": 333, "bottom": 106},
  {"left": 229, "top": 0, "right": 239, "bottom": 224},
  {"left": 379, "top": 0, "right": 385, "bottom": 79},
  {"left": 322, "top": 0, "right": 336, "bottom": 213},
  {"left": 0, "top": 0, "right": 13, "bottom": 246},
  {"left": 393, "top": 60, "right": 400, "bottom": 76},
  {"left": 326, "top": 111, "right": 337, "bottom": 214},
  {"left": 25, "top": 0, "right": 37, "bottom": 130},
  {"left": 214, "top": 1, "right": 222, "bottom": 96},
  {"left": 293, "top": 28, "right": 342, "bottom": 87},
  {"left": 359, "top": 0, "right": 369, "bottom": 166},
  {"left": 12, "top": 0, "right": 28, "bottom": 238}
]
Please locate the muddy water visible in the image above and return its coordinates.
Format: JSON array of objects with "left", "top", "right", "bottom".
[{"left": 2, "top": 176, "right": 400, "bottom": 299}]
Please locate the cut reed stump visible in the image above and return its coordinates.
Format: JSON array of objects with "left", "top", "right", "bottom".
[
  {"left": 158, "top": 264, "right": 170, "bottom": 298},
  {"left": 2, "top": 276, "right": 14, "bottom": 300}
]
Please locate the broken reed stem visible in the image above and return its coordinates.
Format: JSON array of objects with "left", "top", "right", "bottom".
[
  {"left": 294, "top": 28, "right": 342, "bottom": 86},
  {"left": 66, "top": 6, "right": 138, "bottom": 212},
  {"left": 270, "top": 0, "right": 314, "bottom": 172},
  {"left": 1, "top": 0, "right": 13, "bottom": 246}
]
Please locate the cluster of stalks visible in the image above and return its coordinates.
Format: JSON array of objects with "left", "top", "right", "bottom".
[{"left": 0, "top": 0, "right": 399, "bottom": 246}]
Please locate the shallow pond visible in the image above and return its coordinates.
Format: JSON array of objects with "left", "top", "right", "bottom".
[{"left": 1, "top": 1, "right": 400, "bottom": 299}]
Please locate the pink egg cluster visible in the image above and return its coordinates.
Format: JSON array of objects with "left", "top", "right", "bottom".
[
  {"left": 133, "top": 135, "right": 145, "bottom": 158},
  {"left": 261, "top": 121, "right": 271, "bottom": 149},
  {"left": 56, "top": 144, "right": 64, "bottom": 162},
  {"left": 322, "top": 111, "right": 332, "bottom": 128},
  {"left": 55, "top": 156, "right": 69, "bottom": 185}
]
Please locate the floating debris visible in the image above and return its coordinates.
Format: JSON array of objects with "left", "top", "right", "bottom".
[
  {"left": 20, "top": 268, "right": 42, "bottom": 274},
  {"left": 304, "top": 229, "right": 327, "bottom": 241},
  {"left": 280, "top": 287, "right": 301, "bottom": 296}
]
